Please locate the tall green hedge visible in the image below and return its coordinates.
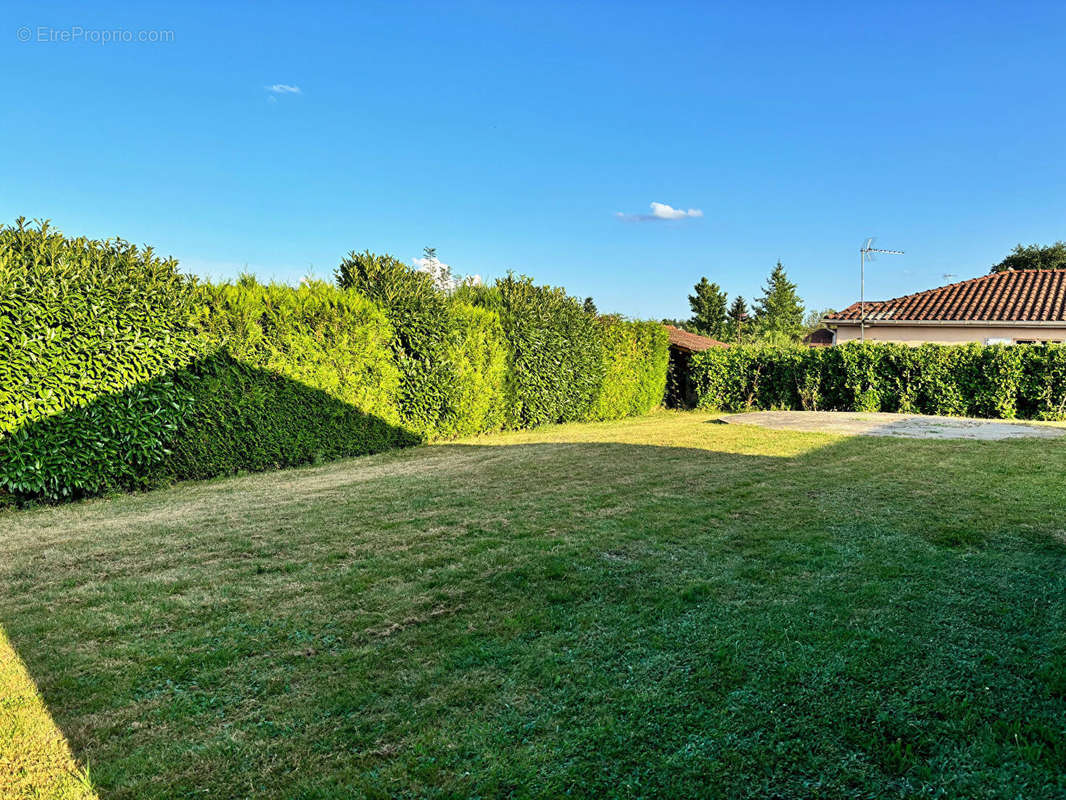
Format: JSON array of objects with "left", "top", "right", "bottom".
[
  {"left": 1, "top": 223, "right": 670, "bottom": 505},
  {"left": 335, "top": 250, "right": 468, "bottom": 437},
  {"left": 0, "top": 226, "right": 415, "bottom": 503},
  {"left": 590, "top": 318, "right": 670, "bottom": 420},
  {"left": 465, "top": 274, "right": 608, "bottom": 427},
  {"left": 692, "top": 342, "right": 1066, "bottom": 420},
  {"left": 189, "top": 278, "right": 402, "bottom": 425},
  {"left": 443, "top": 303, "right": 510, "bottom": 437},
  {"left": 168, "top": 278, "right": 413, "bottom": 480},
  {"left": 0, "top": 219, "right": 200, "bottom": 499}
]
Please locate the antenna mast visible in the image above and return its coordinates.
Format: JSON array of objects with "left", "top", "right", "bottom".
[{"left": 860, "top": 238, "right": 905, "bottom": 342}]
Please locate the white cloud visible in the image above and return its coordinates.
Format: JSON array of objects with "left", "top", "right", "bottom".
[
  {"left": 616, "top": 201, "right": 703, "bottom": 222},
  {"left": 650, "top": 201, "right": 702, "bottom": 219},
  {"left": 267, "top": 84, "right": 302, "bottom": 94}
]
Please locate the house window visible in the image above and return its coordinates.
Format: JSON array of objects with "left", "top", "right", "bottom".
[{"left": 985, "top": 337, "right": 1012, "bottom": 345}]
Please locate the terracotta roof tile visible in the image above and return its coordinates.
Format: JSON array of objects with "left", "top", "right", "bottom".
[
  {"left": 826, "top": 270, "right": 1066, "bottom": 323},
  {"left": 664, "top": 325, "right": 729, "bottom": 351}
]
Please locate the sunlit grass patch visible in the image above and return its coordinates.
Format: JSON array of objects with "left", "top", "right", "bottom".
[{"left": 0, "top": 628, "right": 96, "bottom": 800}]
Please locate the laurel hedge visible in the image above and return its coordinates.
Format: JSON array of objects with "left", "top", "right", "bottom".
[
  {"left": 0, "top": 222, "right": 669, "bottom": 504},
  {"left": 692, "top": 342, "right": 1066, "bottom": 420},
  {"left": 0, "top": 228, "right": 413, "bottom": 501},
  {"left": 458, "top": 275, "right": 607, "bottom": 427},
  {"left": 0, "top": 219, "right": 201, "bottom": 500}
]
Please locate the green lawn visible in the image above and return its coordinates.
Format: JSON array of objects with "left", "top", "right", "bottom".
[{"left": 2, "top": 411, "right": 1064, "bottom": 798}]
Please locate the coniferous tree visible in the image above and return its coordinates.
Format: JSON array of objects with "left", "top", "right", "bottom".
[
  {"left": 725, "top": 295, "right": 749, "bottom": 343},
  {"left": 583, "top": 297, "right": 598, "bottom": 315},
  {"left": 753, "top": 261, "right": 804, "bottom": 344},
  {"left": 688, "top": 277, "right": 728, "bottom": 339}
]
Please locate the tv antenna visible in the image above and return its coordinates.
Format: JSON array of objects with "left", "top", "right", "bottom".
[
  {"left": 860, "top": 237, "right": 904, "bottom": 342},
  {"left": 942, "top": 273, "right": 958, "bottom": 281}
]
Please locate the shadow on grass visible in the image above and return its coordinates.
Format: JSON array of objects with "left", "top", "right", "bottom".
[{"left": 2, "top": 422, "right": 1066, "bottom": 797}]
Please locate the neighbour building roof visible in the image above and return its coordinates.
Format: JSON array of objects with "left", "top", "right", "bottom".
[
  {"left": 664, "top": 325, "right": 729, "bottom": 352},
  {"left": 825, "top": 269, "right": 1066, "bottom": 324},
  {"left": 804, "top": 328, "right": 834, "bottom": 346}
]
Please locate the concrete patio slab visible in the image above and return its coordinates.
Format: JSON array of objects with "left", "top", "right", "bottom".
[{"left": 715, "top": 411, "right": 1065, "bottom": 440}]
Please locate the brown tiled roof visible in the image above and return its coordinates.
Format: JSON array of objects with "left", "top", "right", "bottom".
[
  {"left": 826, "top": 270, "right": 1066, "bottom": 323},
  {"left": 664, "top": 325, "right": 729, "bottom": 351},
  {"left": 804, "top": 328, "right": 834, "bottom": 346}
]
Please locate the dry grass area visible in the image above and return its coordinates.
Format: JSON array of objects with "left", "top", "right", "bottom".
[{"left": 1, "top": 411, "right": 1064, "bottom": 798}]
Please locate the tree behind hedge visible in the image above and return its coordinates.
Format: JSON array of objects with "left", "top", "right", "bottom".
[
  {"left": 754, "top": 261, "right": 805, "bottom": 344},
  {"left": 725, "top": 296, "right": 749, "bottom": 343},
  {"left": 688, "top": 277, "right": 728, "bottom": 339}
]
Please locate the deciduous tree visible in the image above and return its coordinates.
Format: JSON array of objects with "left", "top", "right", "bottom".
[{"left": 990, "top": 242, "right": 1066, "bottom": 273}]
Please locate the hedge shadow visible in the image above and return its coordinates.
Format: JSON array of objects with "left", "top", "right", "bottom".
[{"left": 0, "top": 350, "right": 420, "bottom": 505}]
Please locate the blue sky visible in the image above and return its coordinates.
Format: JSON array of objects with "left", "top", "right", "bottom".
[{"left": 3, "top": 1, "right": 1066, "bottom": 319}]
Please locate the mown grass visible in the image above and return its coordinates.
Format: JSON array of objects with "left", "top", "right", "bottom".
[
  {"left": 1, "top": 411, "right": 1064, "bottom": 798},
  {"left": 0, "top": 629, "right": 96, "bottom": 799}
]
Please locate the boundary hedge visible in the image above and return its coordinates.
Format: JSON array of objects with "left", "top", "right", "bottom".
[
  {"left": 591, "top": 318, "right": 670, "bottom": 421},
  {"left": 692, "top": 342, "right": 1066, "bottom": 420},
  {"left": 0, "top": 220, "right": 200, "bottom": 499},
  {"left": 170, "top": 279, "right": 413, "bottom": 480},
  {"left": 1, "top": 222, "right": 670, "bottom": 504}
]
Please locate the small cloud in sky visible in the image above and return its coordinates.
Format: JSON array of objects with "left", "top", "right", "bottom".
[
  {"left": 267, "top": 84, "right": 302, "bottom": 94},
  {"left": 616, "top": 201, "right": 703, "bottom": 222}
]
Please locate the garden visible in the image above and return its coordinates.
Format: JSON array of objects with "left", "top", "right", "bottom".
[{"left": 2, "top": 221, "right": 1065, "bottom": 798}]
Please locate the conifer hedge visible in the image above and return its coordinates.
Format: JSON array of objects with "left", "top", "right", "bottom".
[
  {"left": 169, "top": 278, "right": 412, "bottom": 480},
  {"left": 590, "top": 317, "right": 670, "bottom": 421},
  {"left": 334, "top": 250, "right": 510, "bottom": 437},
  {"left": 691, "top": 342, "right": 1066, "bottom": 420}
]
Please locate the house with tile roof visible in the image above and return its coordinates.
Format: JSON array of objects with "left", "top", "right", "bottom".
[
  {"left": 822, "top": 270, "right": 1066, "bottom": 345},
  {"left": 664, "top": 325, "right": 729, "bottom": 353}
]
